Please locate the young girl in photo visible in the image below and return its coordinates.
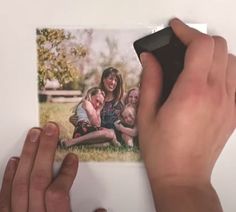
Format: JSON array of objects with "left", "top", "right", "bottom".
[
  {"left": 61, "top": 87, "right": 120, "bottom": 147},
  {"left": 72, "top": 87, "right": 105, "bottom": 138},
  {"left": 114, "top": 103, "right": 138, "bottom": 147}
]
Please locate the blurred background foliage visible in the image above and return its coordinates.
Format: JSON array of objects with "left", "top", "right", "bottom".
[{"left": 37, "top": 28, "right": 140, "bottom": 93}]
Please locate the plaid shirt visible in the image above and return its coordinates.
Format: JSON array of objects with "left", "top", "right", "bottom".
[{"left": 101, "top": 99, "right": 123, "bottom": 129}]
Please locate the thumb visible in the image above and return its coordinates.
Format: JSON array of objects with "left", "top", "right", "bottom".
[
  {"left": 170, "top": 18, "right": 214, "bottom": 82},
  {"left": 138, "top": 52, "right": 163, "bottom": 128}
]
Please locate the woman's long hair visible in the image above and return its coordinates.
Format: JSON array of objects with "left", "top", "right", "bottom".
[{"left": 99, "top": 67, "right": 124, "bottom": 104}]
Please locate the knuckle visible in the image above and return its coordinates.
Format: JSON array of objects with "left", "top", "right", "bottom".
[
  {"left": 0, "top": 194, "right": 8, "bottom": 212},
  {"left": 2, "top": 175, "right": 13, "bottom": 186},
  {"left": 46, "top": 187, "right": 69, "bottom": 203},
  {"left": 21, "top": 147, "right": 35, "bottom": 159},
  {"left": 213, "top": 35, "right": 227, "bottom": 46},
  {"left": 12, "top": 178, "right": 28, "bottom": 194},
  {"left": 59, "top": 168, "right": 75, "bottom": 181},
  {"left": 198, "top": 34, "right": 214, "bottom": 47},
  {"left": 30, "top": 173, "right": 51, "bottom": 191}
]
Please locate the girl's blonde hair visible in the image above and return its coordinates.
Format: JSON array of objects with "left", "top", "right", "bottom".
[
  {"left": 85, "top": 87, "right": 105, "bottom": 102},
  {"left": 73, "top": 87, "right": 105, "bottom": 112}
]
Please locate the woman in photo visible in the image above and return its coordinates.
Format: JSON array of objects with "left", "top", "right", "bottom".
[{"left": 99, "top": 67, "right": 125, "bottom": 143}]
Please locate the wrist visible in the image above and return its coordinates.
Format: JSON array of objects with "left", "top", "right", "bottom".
[
  {"left": 152, "top": 181, "right": 222, "bottom": 212},
  {"left": 146, "top": 169, "right": 211, "bottom": 193},
  {"left": 151, "top": 175, "right": 211, "bottom": 192},
  {"left": 142, "top": 147, "right": 212, "bottom": 190}
]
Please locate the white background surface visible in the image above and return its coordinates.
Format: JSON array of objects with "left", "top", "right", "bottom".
[{"left": 1, "top": 0, "right": 236, "bottom": 211}]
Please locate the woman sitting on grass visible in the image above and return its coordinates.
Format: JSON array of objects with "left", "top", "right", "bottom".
[
  {"left": 99, "top": 67, "right": 124, "bottom": 143},
  {"left": 60, "top": 87, "right": 120, "bottom": 148},
  {"left": 99, "top": 67, "right": 124, "bottom": 129}
]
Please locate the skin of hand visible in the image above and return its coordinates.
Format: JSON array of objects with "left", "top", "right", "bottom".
[
  {"left": 0, "top": 123, "right": 78, "bottom": 212},
  {"left": 138, "top": 18, "right": 236, "bottom": 211}
]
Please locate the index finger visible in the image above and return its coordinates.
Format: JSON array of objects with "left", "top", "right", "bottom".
[
  {"left": 0, "top": 158, "right": 19, "bottom": 212},
  {"left": 170, "top": 18, "right": 215, "bottom": 82},
  {"left": 29, "top": 122, "right": 59, "bottom": 211},
  {"left": 170, "top": 18, "right": 204, "bottom": 45}
]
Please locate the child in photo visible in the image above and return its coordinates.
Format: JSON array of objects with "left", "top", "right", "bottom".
[
  {"left": 114, "top": 103, "right": 138, "bottom": 147},
  {"left": 72, "top": 87, "right": 105, "bottom": 138}
]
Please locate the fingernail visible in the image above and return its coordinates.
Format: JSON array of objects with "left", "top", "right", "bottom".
[
  {"left": 29, "top": 128, "right": 41, "bottom": 142},
  {"left": 65, "top": 154, "right": 78, "bottom": 165},
  {"left": 10, "top": 157, "right": 19, "bottom": 161},
  {"left": 140, "top": 52, "right": 148, "bottom": 68},
  {"left": 45, "top": 122, "right": 57, "bottom": 136},
  {"left": 9, "top": 157, "right": 19, "bottom": 170}
]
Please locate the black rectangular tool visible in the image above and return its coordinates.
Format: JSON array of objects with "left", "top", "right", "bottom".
[{"left": 134, "top": 27, "right": 186, "bottom": 104}]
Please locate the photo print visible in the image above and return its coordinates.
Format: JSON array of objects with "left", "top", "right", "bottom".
[{"left": 37, "top": 27, "right": 153, "bottom": 161}]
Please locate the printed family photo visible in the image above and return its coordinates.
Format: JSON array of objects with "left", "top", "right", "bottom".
[{"left": 37, "top": 27, "right": 153, "bottom": 161}]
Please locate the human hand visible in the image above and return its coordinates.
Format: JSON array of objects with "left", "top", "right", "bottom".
[
  {"left": 138, "top": 18, "right": 236, "bottom": 210},
  {"left": 0, "top": 123, "right": 78, "bottom": 212},
  {"left": 114, "top": 120, "right": 122, "bottom": 131}
]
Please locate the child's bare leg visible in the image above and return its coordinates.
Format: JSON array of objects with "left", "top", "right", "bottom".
[
  {"left": 64, "top": 129, "right": 120, "bottom": 147},
  {"left": 122, "top": 134, "right": 134, "bottom": 147}
]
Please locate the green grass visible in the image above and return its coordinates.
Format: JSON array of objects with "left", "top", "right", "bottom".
[
  {"left": 40, "top": 102, "right": 76, "bottom": 139},
  {"left": 56, "top": 146, "right": 141, "bottom": 162},
  {"left": 39, "top": 102, "right": 141, "bottom": 162}
]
